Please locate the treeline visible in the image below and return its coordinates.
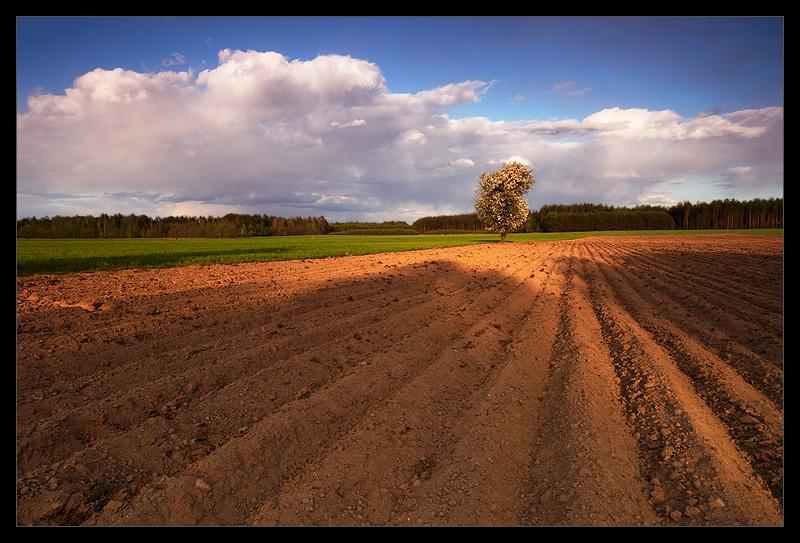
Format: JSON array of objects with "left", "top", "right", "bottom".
[
  {"left": 328, "top": 221, "right": 418, "bottom": 235},
  {"left": 413, "top": 207, "right": 676, "bottom": 233},
  {"left": 538, "top": 208, "right": 676, "bottom": 232},
  {"left": 665, "top": 198, "right": 783, "bottom": 230},
  {"left": 413, "top": 214, "right": 484, "bottom": 234},
  {"left": 15, "top": 213, "right": 330, "bottom": 239},
  {"left": 16, "top": 198, "right": 782, "bottom": 238},
  {"left": 404, "top": 198, "right": 782, "bottom": 233},
  {"left": 529, "top": 198, "right": 783, "bottom": 232}
]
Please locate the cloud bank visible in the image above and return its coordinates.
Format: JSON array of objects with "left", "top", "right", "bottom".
[{"left": 16, "top": 49, "right": 783, "bottom": 221}]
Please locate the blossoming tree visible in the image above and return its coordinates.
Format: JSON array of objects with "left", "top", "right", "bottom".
[{"left": 473, "top": 161, "right": 535, "bottom": 242}]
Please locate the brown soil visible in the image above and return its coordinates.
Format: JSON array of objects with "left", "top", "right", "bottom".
[{"left": 16, "top": 234, "right": 783, "bottom": 526}]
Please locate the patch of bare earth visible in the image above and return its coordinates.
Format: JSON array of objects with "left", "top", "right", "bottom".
[{"left": 16, "top": 234, "right": 783, "bottom": 526}]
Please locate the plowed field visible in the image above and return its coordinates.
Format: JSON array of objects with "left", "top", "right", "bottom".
[{"left": 16, "top": 234, "right": 783, "bottom": 526}]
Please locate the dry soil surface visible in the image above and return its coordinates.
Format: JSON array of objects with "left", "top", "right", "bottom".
[{"left": 16, "top": 234, "right": 783, "bottom": 526}]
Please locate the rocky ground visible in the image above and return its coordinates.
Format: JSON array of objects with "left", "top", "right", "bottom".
[{"left": 16, "top": 234, "right": 783, "bottom": 526}]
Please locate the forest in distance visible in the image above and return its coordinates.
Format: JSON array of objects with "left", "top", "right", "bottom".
[{"left": 16, "top": 197, "right": 783, "bottom": 239}]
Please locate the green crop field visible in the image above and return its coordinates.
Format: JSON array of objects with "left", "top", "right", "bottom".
[{"left": 16, "top": 229, "right": 782, "bottom": 277}]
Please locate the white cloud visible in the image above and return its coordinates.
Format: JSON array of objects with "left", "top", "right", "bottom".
[
  {"left": 551, "top": 80, "right": 592, "bottom": 102},
  {"left": 162, "top": 52, "right": 186, "bottom": 67},
  {"left": 331, "top": 119, "right": 367, "bottom": 128},
  {"left": 580, "top": 106, "right": 778, "bottom": 140},
  {"left": 451, "top": 158, "right": 475, "bottom": 167},
  {"left": 398, "top": 129, "right": 427, "bottom": 144},
  {"left": 603, "top": 171, "right": 639, "bottom": 180},
  {"left": 16, "top": 50, "right": 783, "bottom": 221}
]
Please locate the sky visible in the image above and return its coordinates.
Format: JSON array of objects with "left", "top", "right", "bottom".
[{"left": 16, "top": 16, "right": 784, "bottom": 223}]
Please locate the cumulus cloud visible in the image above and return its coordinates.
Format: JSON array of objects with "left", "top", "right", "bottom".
[
  {"left": 580, "top": 106, "right": 777, "bottom": 140},
  {"left": 16, "top": 50, "right": 783, "bottom": 222}
]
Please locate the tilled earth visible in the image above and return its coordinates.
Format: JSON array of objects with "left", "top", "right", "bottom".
[{"left": 16, "top": 234, "right": 783, "bottom": 526}]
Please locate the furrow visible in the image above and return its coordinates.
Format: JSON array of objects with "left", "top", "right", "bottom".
[
  {"left": 582, "top": 239, "right": 783, "bottom": 508},
  {"left": 583, "top": 243, "right": 783, "bottom": 525},
  {"left": 584, "top": 237, "right": 782, "bottom": 401},
  {"left": 80, "top": 249, "right": 548, "bottom": 525},
  {"left": 522, "top": 242, "right": 662, "bottom": 526}
]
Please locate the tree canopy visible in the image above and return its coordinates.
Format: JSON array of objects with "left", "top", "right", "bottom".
[{"left": 473, "top": 162, "right": 535, "bottom": 241}]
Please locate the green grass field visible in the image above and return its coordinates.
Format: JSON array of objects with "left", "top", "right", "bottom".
[{"left": 16, "top": 229, "right": 783, "bottom": 276}]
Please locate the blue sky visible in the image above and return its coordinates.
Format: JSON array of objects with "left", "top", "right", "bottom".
[{"left": 16, "top": 16, "right": 783, "bottom": 222}]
